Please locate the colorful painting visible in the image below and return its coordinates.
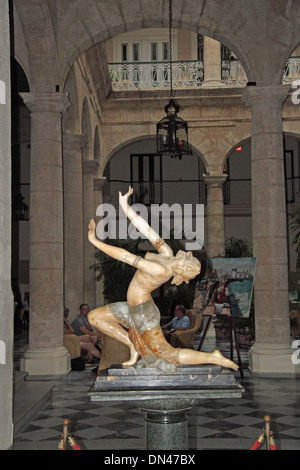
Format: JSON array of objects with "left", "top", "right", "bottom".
[{"left": 194, "top": 258, "right": 256, "bottom": 318}]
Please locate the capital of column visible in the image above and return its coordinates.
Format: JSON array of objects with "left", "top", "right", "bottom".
[
  {"left": 203, "top": 174, "right": 228, "bottom": 187},
  {"left": 94, "top": 176, "right": 107, "bottom": 190},
  {"left": 82, "top": 159, "right": 99, "bottom": 175},
  {"left": 20, "top": 92, "right": 71, "bottom": 114},
  {"left": 242, "top": 85, "right": 289, "bottom": 109}
]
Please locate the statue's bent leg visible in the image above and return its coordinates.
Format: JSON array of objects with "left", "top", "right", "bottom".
[
  {"left": 88, "top": 304, "right": 139, "bottom": 366},
  {"left": 142, "top": 328, "right": 238, "bottom": 370}
]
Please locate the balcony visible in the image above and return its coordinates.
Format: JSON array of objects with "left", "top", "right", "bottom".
[
  {"left": 108, "top": 57, "right": 300, "bottom": 91},
  {"left": 108, "top": 60, "right": 205, "bottom": 91}
]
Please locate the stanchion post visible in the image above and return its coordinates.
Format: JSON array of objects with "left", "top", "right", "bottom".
[
  {"left": 264, "top": 415, "right": 271, "bottom": 450},
  {"left": 63, "top": 418, "right": 70, "bottom": 449}
]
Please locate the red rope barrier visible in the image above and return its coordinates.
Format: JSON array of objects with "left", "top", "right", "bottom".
[
  {"left": 250, "top": 432, "right": 264, "bottom": 450},
  {"left": 270, "top": 432, "right": 276, "bottom": 450},
  {"left": 68, "top": 434, "right": 81, "bottom": 450}
]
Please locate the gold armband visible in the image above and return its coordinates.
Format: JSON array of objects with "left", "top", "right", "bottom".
[
  {"left": 152, "top": 238, "right": 164, "bottom": 250},
  {"left": 133, "top": 255, "right": 141, "bottom": 268}
]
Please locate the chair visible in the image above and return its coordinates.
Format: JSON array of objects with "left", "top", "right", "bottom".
[
  {"left": 63, "top": 334, "right": 81, "bottom": 359},
  {"left": 97, "top": 331, "right": 130, "bottom": 371},
  {"left": 170, "top": 310, "right": 203, "bottom": 349}
]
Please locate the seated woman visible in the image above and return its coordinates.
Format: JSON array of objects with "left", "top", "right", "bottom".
[{"left": 88, "top": 187, "right": 238, "bottom": 373}]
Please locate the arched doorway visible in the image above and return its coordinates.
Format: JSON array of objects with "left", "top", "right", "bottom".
[{"left": 103, "top": 137, "right": 206, "bottom": 207}]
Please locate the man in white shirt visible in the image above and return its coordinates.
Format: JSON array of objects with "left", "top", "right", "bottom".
[{"left": 162, "top": 305, "right": 190, "bottom": 340}]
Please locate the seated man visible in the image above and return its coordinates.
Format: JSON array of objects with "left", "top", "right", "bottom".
[
  {"left": 162, "top": 305, "right": 190, "bottom": 342},
  {"left": 64, "top": 307, "right": 101, "bottom": 363},
  {"left": 71, "top": 304, "right": 99, "bottom": 347}
]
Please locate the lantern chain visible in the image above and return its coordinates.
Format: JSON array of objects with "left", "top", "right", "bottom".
[{"left": 169, "top": 0, "right": 173, "bottom": 98}]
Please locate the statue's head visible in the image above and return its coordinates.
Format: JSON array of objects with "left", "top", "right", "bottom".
[{"left": 171, "top": 250, "right": 201, "bottom": 285}]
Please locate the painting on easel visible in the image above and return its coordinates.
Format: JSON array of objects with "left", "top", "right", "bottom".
[{"left": 193, "top": 258, "right": 256, "bottom": 318}]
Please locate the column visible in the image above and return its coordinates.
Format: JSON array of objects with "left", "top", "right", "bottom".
[
  {"left": 243, "top": 85, "right": 297, "bottom": 375},
  {"left": 202, "top": 174, "right": 227, "bottom": 338},
  {"left": 63, "top": 133, "right": 84, "bottom": 319},
  {"left": 82, "top": 159, "right": 99, "bottom": 309},
  {"left": 204, "top": 174, "right": 227, "bottom": 258},
  {"left": 20, "top": 92, "right": 71, "bottom": 375},
  {"left": 0, "top": 0, "right": 14, "bottom": 448},
  {"left": 202, "top": 37, "right": 224, "bottom": 88}
]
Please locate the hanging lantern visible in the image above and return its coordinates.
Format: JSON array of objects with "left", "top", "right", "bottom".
[
  {"left": 156, "top": 0, "right": 192, "bottom": 160},
  {"left": 156, "top": 98, "right": 191, "bottom": 159}
]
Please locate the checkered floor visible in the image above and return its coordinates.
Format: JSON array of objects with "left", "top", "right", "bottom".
[{"left": 11, "top": 330, "right": 300, "bottom": 451}]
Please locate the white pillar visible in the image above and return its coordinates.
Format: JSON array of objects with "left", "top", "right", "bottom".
[
  {"left": 202, "top": 37, "right": 224, "bottom": 88},
  {"left": 203, "top": 174, "right": 227, "bottom": 338},
  {"left": 204, "top": 174, "right": 227, "bottom": 258},
  {"left": 20, "top": 92, "right": 71, "bottom": 375},
  {"left": 243, "top": 85, "right": 298, "bottom": 375}
]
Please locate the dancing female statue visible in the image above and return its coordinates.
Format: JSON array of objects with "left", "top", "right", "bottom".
[{"left": 88, "top": 187, "right": 238, "bottom": 373}]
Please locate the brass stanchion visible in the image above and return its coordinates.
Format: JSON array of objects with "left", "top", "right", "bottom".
[
  {"left": 264, "top": 415, "right": 271, "bottom": 450},
  {"left": 250, "top": 415, "right": 276, "bottom": 450},
  {"left": 58, "top": 418, "right": 81, "bottom": 450}
]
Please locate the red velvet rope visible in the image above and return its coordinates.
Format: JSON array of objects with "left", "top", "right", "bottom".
[{"left": 250, "top": 440, "right": 262, "bottom": 450}]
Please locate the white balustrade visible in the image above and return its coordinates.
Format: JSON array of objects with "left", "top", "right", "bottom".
[
  {"left": 282, "top": 57, "right": 300, "bottom": 84},
  {"left": 221, "top": 60, "right": 248, "bottom": 86},
  {"left": 108, "top": 57, "right": 300, "bottom": 90},
  {"left": 108, "top": 61, "right": 204, "bottom": 90}
]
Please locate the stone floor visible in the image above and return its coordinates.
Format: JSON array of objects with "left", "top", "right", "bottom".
[{"left": 11, "top": 329, "right": 300, "bottom": 451}]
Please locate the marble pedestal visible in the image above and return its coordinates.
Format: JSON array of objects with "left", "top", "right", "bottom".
[{"left": 89, "top": 365, "right": 244, "bottom": 450}]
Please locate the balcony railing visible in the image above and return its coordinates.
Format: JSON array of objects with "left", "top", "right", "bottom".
[
  {"left": 108, "top": 57, "right": 300, "bottom": 91},
  {"left": 108, "top": 60, "right": 204, "bottom": 90},
  {"left": 282, "top": 57, "right": 300, "bottom": 84},
  {"left": 221, "top": 60, "right": 247, "bottom": 86}
]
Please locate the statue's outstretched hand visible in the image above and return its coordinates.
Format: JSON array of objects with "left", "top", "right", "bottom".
[
  {"left": 119, "top": 186, "right": 133, "bottom": 203},
  {"left": 88, "top": 219, "right": 96, "bottom": 241}
]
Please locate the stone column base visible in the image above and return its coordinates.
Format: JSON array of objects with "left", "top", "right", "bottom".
[
  {"left": 20, "top": 347, "right": 71, "bottom": 375},
  {"left": 202, "top": 79, "right": 225, "bottom": 88},
  {"left": 249, "top": 342, "right": 300, "bottom": 376}
]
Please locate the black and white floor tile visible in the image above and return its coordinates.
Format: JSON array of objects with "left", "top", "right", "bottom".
[{"left": 11, "top": 331, "right": 300, "bottom": 451}]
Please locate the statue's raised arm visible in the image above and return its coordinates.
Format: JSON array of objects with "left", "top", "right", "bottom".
[{"left": 119, "top": 186, "right": 173, "bottom": 257}]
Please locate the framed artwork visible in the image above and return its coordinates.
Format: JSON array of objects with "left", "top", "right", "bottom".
[{"left": 194, "top": 258, "right": 256, "bottom": 318}]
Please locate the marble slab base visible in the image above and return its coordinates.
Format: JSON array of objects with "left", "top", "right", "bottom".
[
  {"left": 89, "top": 364, "right": 244, "bottom": 450},
  {"left": 89, "top": 364, "right": 243, "bottom": 401}
]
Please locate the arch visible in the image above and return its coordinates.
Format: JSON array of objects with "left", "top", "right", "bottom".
[
  {"left": 59, "top": 27, "right": 253, "bottom": 91},
  {"left": 102, "top": 134, "right": 207, "bottom": 177},
  {"left": 13, "top": 0, "right": 58, "bottom": 92},
  {"left": 223, "top": 135, "right": 252, "bottom": 169},
  {"left": 57, "top": 1, "right": 262, "bottom": 88},
  {"left": 15, "top": 0, "right": 300, "bottom": 93},
  {"left": 102, "top": 135, "right": 207, "bottom": 207}
]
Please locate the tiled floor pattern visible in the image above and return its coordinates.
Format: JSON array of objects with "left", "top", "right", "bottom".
[{"left": 11, "top": 331, "right": 300, "bottom": 451}]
